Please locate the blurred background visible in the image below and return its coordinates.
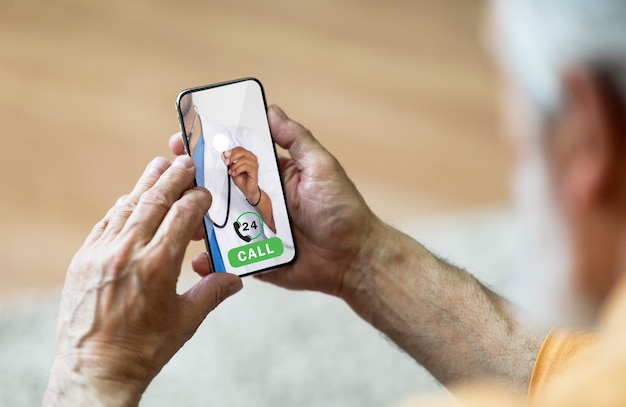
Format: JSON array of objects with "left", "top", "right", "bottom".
[{"left": 0, "top": 0, "right": 512, "bottom": 405}]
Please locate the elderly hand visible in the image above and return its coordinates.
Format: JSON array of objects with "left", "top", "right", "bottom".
[
  {"left": 43, "top": 155, "right": 242, "bottom": 406},
  {"left": 170, "top": 105, "right": 379, "bottom": 298}
]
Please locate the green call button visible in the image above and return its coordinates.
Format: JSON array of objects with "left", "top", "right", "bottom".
[{"left": 228, "top": 237, "right": 284, "bottom": 268}]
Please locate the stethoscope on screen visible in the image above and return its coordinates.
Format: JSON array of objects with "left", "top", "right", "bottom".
[{"left": 187, "top": 106, "right": 232, "bottom": 229}]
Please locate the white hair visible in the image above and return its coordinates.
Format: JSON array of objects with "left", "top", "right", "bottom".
[{"left": 494, "top": 0, "right": 626, "bottom": 112}]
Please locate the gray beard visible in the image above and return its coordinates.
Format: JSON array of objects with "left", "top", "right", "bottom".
[{"left": 505, "top": 151, "right": 597, "bottom": 329}]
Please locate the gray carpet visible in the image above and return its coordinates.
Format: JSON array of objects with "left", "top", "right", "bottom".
[{"left": 0, "top": 209, "right": 515, "bottom": 406}]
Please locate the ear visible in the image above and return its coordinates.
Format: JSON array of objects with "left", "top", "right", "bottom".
[{"left": 556, "top": 67, "right": 625, "bottom": 212}]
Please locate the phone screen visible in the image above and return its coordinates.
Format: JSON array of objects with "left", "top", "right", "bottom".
[{"left": 176, "top": 78, "right": 296, "bottom": 276}]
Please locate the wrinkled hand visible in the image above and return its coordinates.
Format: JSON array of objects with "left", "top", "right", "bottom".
[
  {"left": 170, "top": 105, "right": 378, "bottom": 298},
  {"left": 44, "top": 156, "right": 242, "bottom": 406},
  {"left": 222, "top": 147, "right": 260, "bottom": 203}
]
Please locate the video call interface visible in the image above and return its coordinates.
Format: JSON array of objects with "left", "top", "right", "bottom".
[{"left": 178, "top": 80, "right": 295, "bottom": 276}]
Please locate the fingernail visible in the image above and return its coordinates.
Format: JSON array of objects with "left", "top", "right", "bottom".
[
  {"left": 172, "top": 155, "right": 194, "bottom": 169},
  {"left": 147, "top": 157, "right": 169, "bottom": 175},
  {"left": 228, "top": 280, "right": 243, "bottom": 296},
  {"left": 271, "top": 105, "right": 288, "bottom": 120}
]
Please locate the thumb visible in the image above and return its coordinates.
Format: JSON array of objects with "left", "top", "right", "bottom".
[
  {"left": 181, "top": 272, "right": 243, "bottom": 330},
  {"left": 268, "top": 105, "right": 324, "bottom": 162}
]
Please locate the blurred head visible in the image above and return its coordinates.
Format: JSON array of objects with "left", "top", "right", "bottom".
[{"left": 489, "top": 0, "right": 626, "bottom": 326}]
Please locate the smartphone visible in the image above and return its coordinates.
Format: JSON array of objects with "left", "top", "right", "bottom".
[{"left": 176, "top": 78, "right": 296, "bottom": 277}]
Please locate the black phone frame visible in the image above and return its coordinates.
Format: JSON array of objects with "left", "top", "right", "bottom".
[{"left": 175, "top": 77, "right": 298, "bottom": 277}]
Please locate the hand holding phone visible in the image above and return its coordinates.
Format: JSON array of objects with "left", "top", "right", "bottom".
[{"left": 176, "top": 78, "right": 296, "bottom": 277}]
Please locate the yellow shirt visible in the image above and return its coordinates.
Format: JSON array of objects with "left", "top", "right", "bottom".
[{"left": 528, "top": 329, "right": 598, "bottom": 404}]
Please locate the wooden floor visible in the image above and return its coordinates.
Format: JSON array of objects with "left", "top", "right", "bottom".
[{"left": 0, "top": 0, "right": 508, "bottom": 295}]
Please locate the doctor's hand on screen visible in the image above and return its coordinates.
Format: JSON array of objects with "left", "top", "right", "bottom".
[
  {"left": 222, "top": 147, "right": 260, "bottom": 203},
  {"left": 43, "top": 156, "right": 243, "bottom": 406},
  {"left": 222, "top": 146, "right": 277, "bottom": 232},
  {"left": 169, "top": 105, "right": 379, "bottom": 298}
]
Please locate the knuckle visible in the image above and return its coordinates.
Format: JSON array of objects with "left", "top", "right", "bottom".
[
  {"left": 115, "top": 199, "right": 137, "bottom": 217},
  {"left": 93, "top": 218, "right": 108, "bottom": 232},
  {"left": 104, "top": 244, "right": 133, "bottom": 278},
  {"left": 139, "top": 188, "right": 171, "bottom": 211},
  {"left": 170, "top": 197, "right": 204, "bottom": 220},
  {"left": 162, "top": 162, "right": 194, "bottom": 185},
  {"left": 172, "top": 198, "right": 198, "bottom": 215},
  {"left": 203, "top": 280, "right": 228, "bottom": 311},
  {"left": 290, "top": 120, "right": 311, "bottom": 137},
  {"left": 136, "top": 178, "right": 156, "bottom": 193},
  {"left": 209, "top": 287, "right": 225, "bottom": 309}
]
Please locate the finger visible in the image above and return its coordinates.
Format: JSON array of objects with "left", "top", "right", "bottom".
[
  {"left": 192, "top": 221, "right": 206, "bottom": 241},
  {"left": 169, "top": 132, "right": 186, "bottom": 156},
  {"left": 149, "top": 186, "right": 212, "bottom": 260},
  {"left": 122, "top": 155, "right": 197, "bottom": 242},
  {"left": 276, "top": 155, "right": 297, "bottom": 178},
  {"left": 84, "top": 196, "right": 124, "bottom": 245},
  {"left": 268, "top": 105, "right": 325, "bottom": 162},
  {"left": 227, "top": 147, "right": 255, "bottom": 163},
  {"left": 104, "top": 157, "right": 171, "bottom": 238},
  {"left": 222, "top": 148, "right": 253, "bottom": 167},
  {"left": 228, "top": 160, "right": 257, "bottom": 178},
  {"left": 277, "top": 154, "right": 290, "bottom": 168},
  {"left": 191, "top": 252, "right": 213, "bottom": 277},
  {"left": 181, "top": 272, "right": 243, "bottom": 332},
  {"left": 254, "top": 265, "right": 299, "bottom": 290}
]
